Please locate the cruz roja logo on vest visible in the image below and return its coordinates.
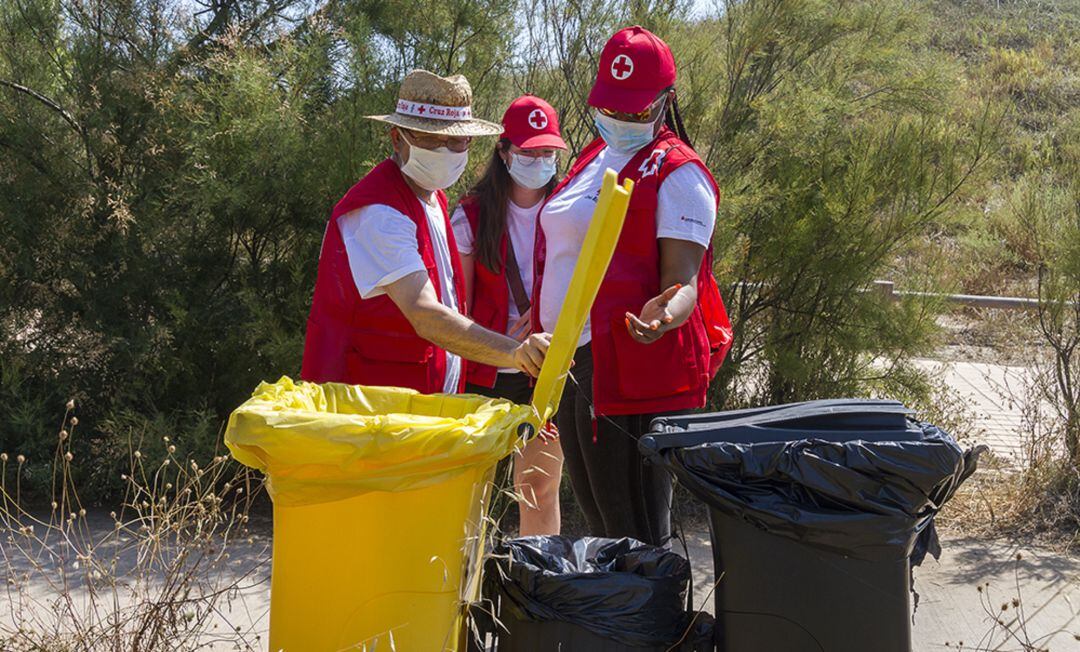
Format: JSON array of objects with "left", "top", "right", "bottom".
[{"left": 639, "top": 149, "right": 668, "bottom": 179}]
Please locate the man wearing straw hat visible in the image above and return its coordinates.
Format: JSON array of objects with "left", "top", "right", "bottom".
[{"left": 301, "top": 70, "right": 551, "bottom": 394}]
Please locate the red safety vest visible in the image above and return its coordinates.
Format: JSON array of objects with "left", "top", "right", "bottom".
[
  {"left": 532, "top": 128, "right": 733, "bottom": 416},
  {"left": 457, "top": 196, "right": 512, "bottom": 388},
  {"left": 300, "top": 158, "right": 467, "bottom": 393}
]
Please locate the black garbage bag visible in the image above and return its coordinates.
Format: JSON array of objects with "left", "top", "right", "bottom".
[
  {"left": 654, "top": 420, "right": 981, "bottom": 562},
  {"left": 487, "top": 536, "right": 698, "bottom": 648}
]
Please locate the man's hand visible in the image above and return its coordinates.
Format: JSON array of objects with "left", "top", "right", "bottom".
[
  {"left": 513, "top": 333, "right": 551, "bottom": 376},
  {"left": 626, "top": 284, "right": 681, "bottom": 344}
]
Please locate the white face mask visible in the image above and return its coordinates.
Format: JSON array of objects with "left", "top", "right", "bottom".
[
  {"left": 593, "top": 96, "right": 667, "bottom": 154},
  {"left": 593, "top": 111, "right": 662, "bottom": 154},
  {"left": 398, "top": 131, "right": 469, "bottom": 191},
  {"left": 505, "top": 152, "right": 557, "bottom": 190}
]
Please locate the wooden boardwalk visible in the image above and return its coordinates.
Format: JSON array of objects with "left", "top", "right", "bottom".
[{"left": 914, "top": 359, "right": 1036, "bottom": 466}]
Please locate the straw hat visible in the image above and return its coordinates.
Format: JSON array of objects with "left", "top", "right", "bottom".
[{"left": 366, "top": 69, "right": 503, "bottom": 137}]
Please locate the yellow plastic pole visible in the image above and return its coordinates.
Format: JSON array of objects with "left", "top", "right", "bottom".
[
  {"left": 531, "top": 169, "right": 634, "bottom": 425},
  {"left": 451, "top": 172, "right": 633, "bottom": 646}
]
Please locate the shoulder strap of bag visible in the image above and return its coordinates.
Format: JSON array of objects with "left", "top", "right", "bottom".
[{"left": 503, "top": 237, "right": 531, "bottom": 316}]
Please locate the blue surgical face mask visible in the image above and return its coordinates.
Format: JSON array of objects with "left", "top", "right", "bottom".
[
  {"left": 593, "top": 110, "right": 662, "bottom": 154},
  {"left": 505, "top": 152, "right": 557, "bottom": 190}
]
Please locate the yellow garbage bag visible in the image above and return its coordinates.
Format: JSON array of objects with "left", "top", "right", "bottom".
[
  {"left": 226, "top": 376, "right": 532, "bottom": 506},
  {"left": 225, "top": 377, "right": 532, "bottom": 652}
]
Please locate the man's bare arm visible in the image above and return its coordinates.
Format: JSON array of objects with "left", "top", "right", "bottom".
[{"left": 384, "top": 271, "right": 549, "bottom": 376}]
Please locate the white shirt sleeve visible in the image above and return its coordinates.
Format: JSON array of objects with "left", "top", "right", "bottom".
[
  {"left": 656, "top": 163, "right": 717, "bottom": 248},
  {"left": 449, "top": 205, "right": 475, "bottom": 255},
  {"left": 337, "top": 205, "right": 427, "bottom": 300}
]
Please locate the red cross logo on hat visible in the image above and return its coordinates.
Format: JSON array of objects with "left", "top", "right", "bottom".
[
  {"left": 528, "top": 108, "right": 548, "bottom": 130},
  {"left": 611, "top": 54, "right": 634, "bottom": 80}
]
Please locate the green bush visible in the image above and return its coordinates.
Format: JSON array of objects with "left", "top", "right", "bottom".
[
  {"left": 0, "top": 0, "right": 525, "bottom": 502},
  {"left": 696, "top": 1, "right": 998, "bottom": 407}
]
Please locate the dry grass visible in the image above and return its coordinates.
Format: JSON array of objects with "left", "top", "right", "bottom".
[
  {"left": 0, "top": 400, "right": 270, "bottom": 651},
  {"left": 941, "top": 464, "right": 1079, "bottom": 550}
]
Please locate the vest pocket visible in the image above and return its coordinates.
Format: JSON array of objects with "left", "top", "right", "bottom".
[
  {"left": 609, "top": 315, "right": 699, "bottom": 401},
  {"left": 345, "top": 331, "right": 435, "bottom": 389},
  {"left": 350, "top": 331, "right": 434, "bottom": 363}
]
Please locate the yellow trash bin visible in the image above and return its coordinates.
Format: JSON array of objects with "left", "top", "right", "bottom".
[
  {"left": 224, "top": 170, "right": 633, "bottom": 651},
  {"left": 226, "top": 379, "right": 533, "bottom": 651}
]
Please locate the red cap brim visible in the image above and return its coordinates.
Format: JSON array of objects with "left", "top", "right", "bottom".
[
  {"left": 587, "top": 81, "right": 658, "bottom": 114},
  {"left": 515, "top": 132, "right": 568, "bottom": 150}
]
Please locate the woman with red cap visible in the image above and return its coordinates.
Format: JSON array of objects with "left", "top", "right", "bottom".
[
  {"left": 451, "top": 95, "right": 568, "bottom": 536},
  {"left": 532, "top": 27, "right": 732, "bottom": 545}
]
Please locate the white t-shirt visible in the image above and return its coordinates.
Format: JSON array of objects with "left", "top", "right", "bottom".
[
  {"left": 537, "top": 147, "right": 717, "bottom": 345},
  {"left": 337, "top": 200, "right": 462, "bottom": 394},
  {"left": 451, "top": 199, "right": 539, "bottom": 374}
]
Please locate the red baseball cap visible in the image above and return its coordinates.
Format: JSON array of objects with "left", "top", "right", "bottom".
[
  {"left": 501, "top": 95, "right": 567, "bottom": 150},
  {"left": 588, "top": 26, "right": 676, "bottom": 113}
]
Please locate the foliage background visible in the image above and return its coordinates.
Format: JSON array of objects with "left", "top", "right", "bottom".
[{"left": 1, "top": 0, "right": 1076, "bottom": 501}]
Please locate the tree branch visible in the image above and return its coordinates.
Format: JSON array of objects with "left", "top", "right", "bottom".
[{"left": 0, "top": 78, "right": 83, "bottom": 138}]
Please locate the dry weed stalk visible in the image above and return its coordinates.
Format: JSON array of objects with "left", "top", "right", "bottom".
[
  {"left": 0, "top": 400, "right": 270, "bottom": 651},
  {"left": 945, "top": 553, "right": 1080, "bottom": 652}
]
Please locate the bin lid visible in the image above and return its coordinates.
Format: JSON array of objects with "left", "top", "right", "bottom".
[
  {"left": 643, "top": 399, "right": 921, "bottom": 450},
  {"left": 639, "top": 401, "right": 984, "bottom": 561}
]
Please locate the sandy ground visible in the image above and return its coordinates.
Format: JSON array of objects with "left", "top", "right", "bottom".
[{"left": 3, "top": 509, "right": 1077, "bottom": 651}]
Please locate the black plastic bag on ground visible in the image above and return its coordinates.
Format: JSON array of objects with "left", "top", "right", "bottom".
[
  {"left": 655, "top": 421, "right": 981, "bottom": 562},
  {"left": 486, "top": 536, "right": 698, "bottom": 648}
]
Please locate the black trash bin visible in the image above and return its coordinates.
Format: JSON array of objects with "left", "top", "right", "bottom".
[
  {"left": 639, "top": 399, "right": 983, "bottom": 652},
  {"left": 478, "top": 536, "right": 713, "bottom": 651}
]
